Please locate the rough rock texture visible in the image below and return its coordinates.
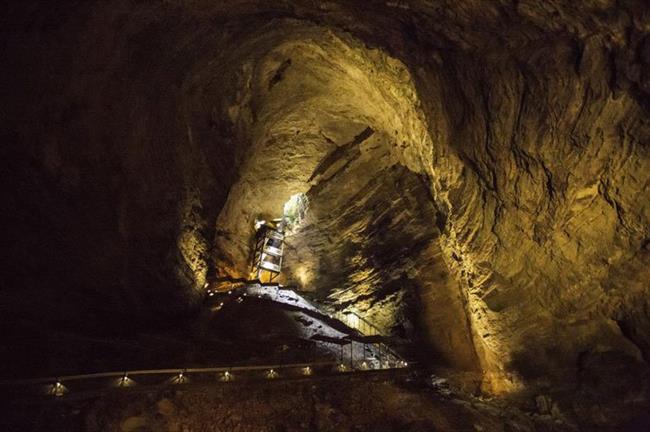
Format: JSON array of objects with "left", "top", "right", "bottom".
[
  {"left": 212, "top": 24, "right": 432, "bottom": 279},
  {"left": 2, "top": 0, "right": 650, "bottom": 427},
  {"left": 3, "top": 376, "right": 582, "bottom": 432}
]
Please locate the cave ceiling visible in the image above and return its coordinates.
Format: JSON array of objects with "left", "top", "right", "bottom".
[{"left": 2, "top": 0, "right": 649, "bottom": 400}]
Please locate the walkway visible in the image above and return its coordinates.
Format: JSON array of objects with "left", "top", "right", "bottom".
[
  {"left": 2, "top": 361, "right": 411, "bottom": 401},
  {"left": 3, "top": 282, "right": 409, "bottom": 400},
  {"left": 209, "top": 282, "right": 406, "bottom": 368}
]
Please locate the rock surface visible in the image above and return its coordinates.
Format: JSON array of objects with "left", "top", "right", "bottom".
[
  {"left": 7, "top": 375, "right": 578, "bottom": 432},
  {"left": 2, "top": 0, "right": 649, "bottom": 428}
]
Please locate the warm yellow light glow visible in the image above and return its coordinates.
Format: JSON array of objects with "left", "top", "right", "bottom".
[
  {"left": 177, "top": 191, "right": 209, "bottom": 290},
  {"left": 172, "top": 371, "right": 188, "bottom": 384},
  {"left": 115, "top": 374, "right": 135, "bottom": 388},
  {"left": 254, "top": 219, "right": 267, "bottom": 230},
  {"left": 296, "top": 266, "right": 311, "bottom": 286},
  {"left": 49, "top": 381, "right": 68, "bottom": 397}
]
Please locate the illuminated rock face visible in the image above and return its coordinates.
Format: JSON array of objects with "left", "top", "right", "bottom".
[{"left": 3, "top": 0, "right": 649, "bottom": 414}]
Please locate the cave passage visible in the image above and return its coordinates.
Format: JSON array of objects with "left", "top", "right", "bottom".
[
  {"left": 2, "top": 1, "right": 650, "bottom": 430},
  {"left": 190, "top": 27, "right": 465, "bottom": 385},
  {"left": 203, "top": 24, "right": 479, "bottom": 377}
]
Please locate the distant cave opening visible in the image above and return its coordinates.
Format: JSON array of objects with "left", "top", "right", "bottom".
[
  {"left": 283, "top": 193, "right": 309, "bottom": 232},
  {"left": 207, "top": 21, "right": 480, "bottom": 376}
]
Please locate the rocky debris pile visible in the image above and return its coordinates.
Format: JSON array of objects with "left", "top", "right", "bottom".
[{"left": 425, "top": 373, "right": 577, "bottom": 432}]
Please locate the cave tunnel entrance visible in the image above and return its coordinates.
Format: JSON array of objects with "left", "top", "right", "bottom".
[{"left": 207, "top": 21, "right": 480, "bottom": 376}]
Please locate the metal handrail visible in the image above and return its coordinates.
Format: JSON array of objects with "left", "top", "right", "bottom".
[
  {"left": 333, "top": 310, "right": 384, "bottom": 336},
  {"left": 244, "top": 284, "right": 407, "bottom": 365},
  {"left": 0, "top": 361, "right": 340, "bottom": 386},
  {"left": 3, "top": 284, "right": 412, "bottom": 398},
  {"left": 2, "top": 360, "right": 410, "bottom": 400}
]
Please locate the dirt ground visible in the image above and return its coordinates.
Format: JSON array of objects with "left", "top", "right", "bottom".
[{"left": 3, "top": 373, "right": 584, "bottom": 432}]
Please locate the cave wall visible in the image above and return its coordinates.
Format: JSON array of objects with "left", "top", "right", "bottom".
[
  {"left": 1, "top": 2, "right": 249, "bottom": 327},
  {"left": 210, "top": 23, "right": 434, "bottom": 278},
  {"left": 2, "top": 1, "right": 649, "bottom": 403},
  {"left": 402, "top": 6, "right": 650, "bottom": 391}
]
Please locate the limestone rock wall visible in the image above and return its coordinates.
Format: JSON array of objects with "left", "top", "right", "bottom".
[
  {"left": 2, "top": 0, "right": 649, "bottom": 406},
  {"left": 405, "top": 8, "right": 650, "bottom": 392}
]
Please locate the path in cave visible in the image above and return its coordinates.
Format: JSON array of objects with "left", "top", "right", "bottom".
[
  {"left": 206, "top": 282, "right": 407, "bottom": 369},
  {"left": 1, "top": 282, "right": 410, "bottom": 401}
]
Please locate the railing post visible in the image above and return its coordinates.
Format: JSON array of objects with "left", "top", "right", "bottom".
[
  {"left": 377, "top": 344, "right": 382, "bottom": 369},
  {"left": 350, "top": 341, "right": 353, "bottom": 369}
]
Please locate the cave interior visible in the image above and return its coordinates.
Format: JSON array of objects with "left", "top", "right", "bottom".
[{"left": 2, "top": 1, "right": 650, "bottom": 431}]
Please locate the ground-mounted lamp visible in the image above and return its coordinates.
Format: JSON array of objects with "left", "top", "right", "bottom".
[
  {"left": 220, "top": 370, "right": 234, "bottom": 382},
  {"left": 171, "top": 370, "right": 188, "bottom": 384},
  {"left": 116, "top": 373, "right": 135, "bottom": 388},
  {"left": 266, "top": 369, "right": 279, "bottom": 379},
  {"left": 302, "top": 366, "right": 312, "bottom": 376},
  {"left": 48, "top": 380, "right": 67, "bottom": 397},
  {"left": 336, "top": 363, "right": 348, "bottom": 372}
]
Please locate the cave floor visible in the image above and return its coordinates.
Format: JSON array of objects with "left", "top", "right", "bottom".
[
  {"left": 6, "top": 291, "right": 648, "bottom": 431},
  {"left": 3, "top": 373, "right": 579, "bottom": 432}
]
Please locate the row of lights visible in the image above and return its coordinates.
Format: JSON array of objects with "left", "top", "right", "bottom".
[
  {"left": 208, "top": 289, "right": 270, "bottom": 304},
  {"left": 46, "top": 360, "right": 410, "bottom": 397},
  {"left": 77, "top": 286, "right": 407, "bottom": 398},
  {"left": 205, "top": 287, "right": 236, "bottom": 297},
  {"left": 205, "top": 288, "right": 409, "bottom": 373}
]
